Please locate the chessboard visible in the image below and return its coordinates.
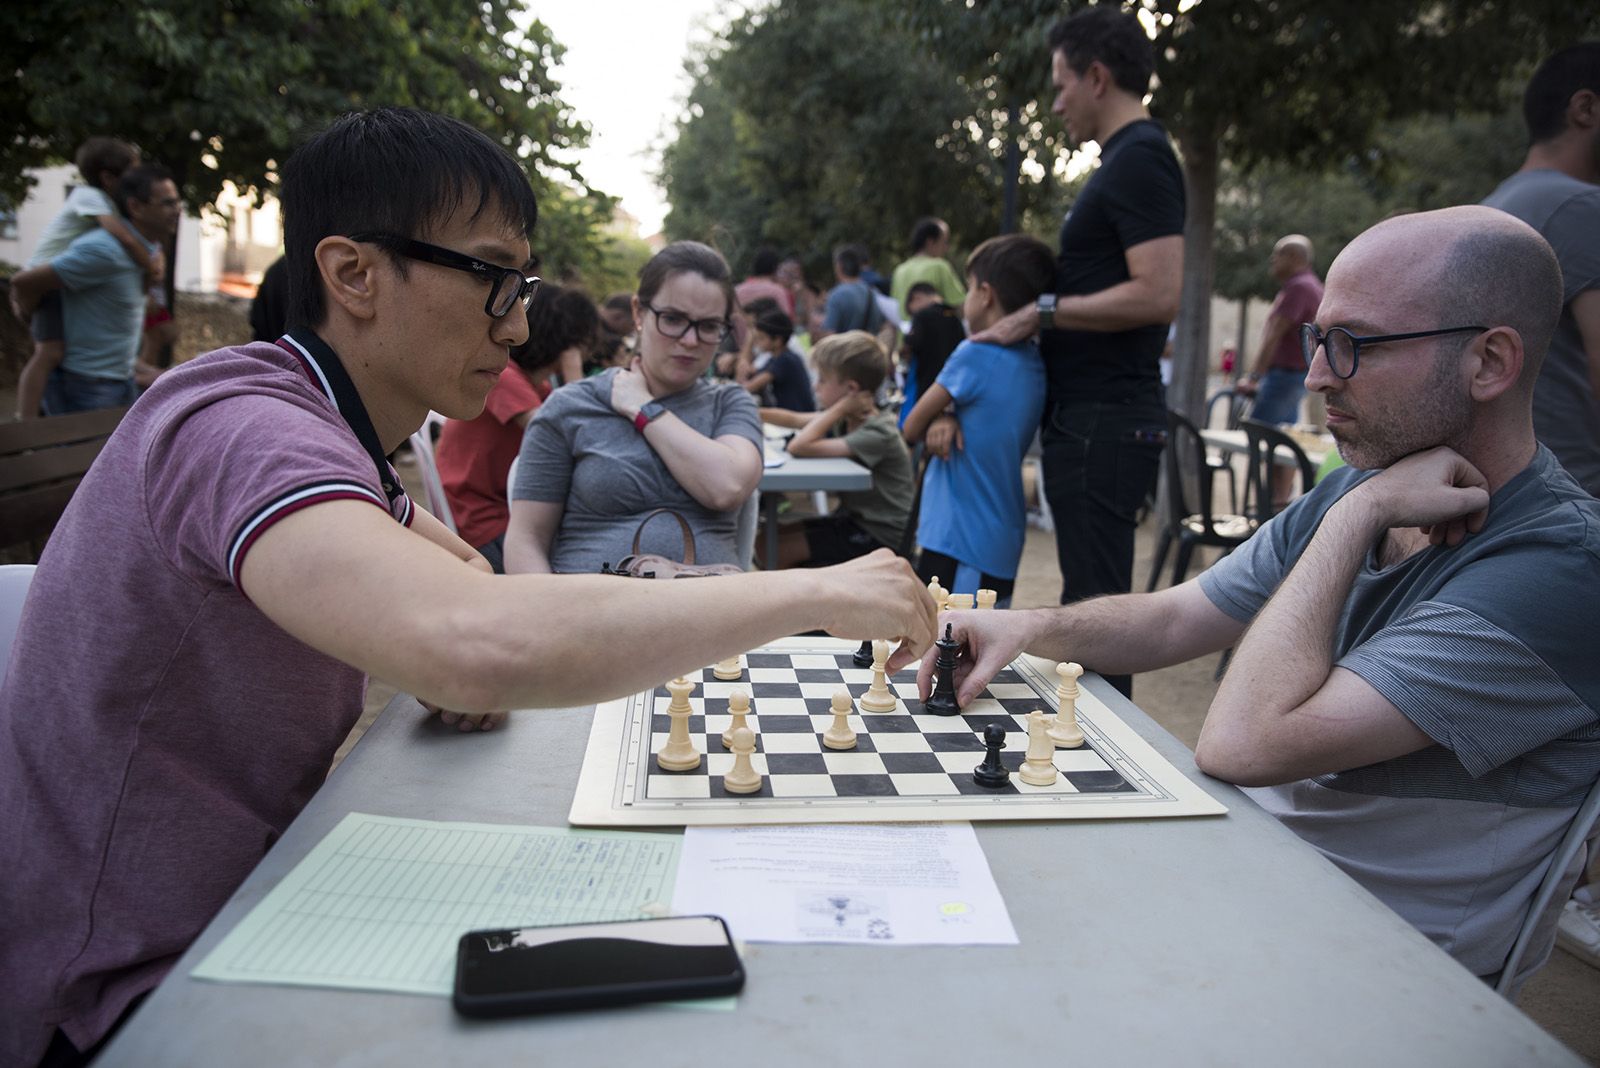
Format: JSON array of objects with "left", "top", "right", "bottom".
[{"left": 568, "top": 636, "right": 1226, "bottom": 826}]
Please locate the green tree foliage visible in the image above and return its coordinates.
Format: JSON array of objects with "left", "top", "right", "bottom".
[
  {"left": 661, "top": 0, "right": 1061, "bottom": 281},
  {"left": 1, "top": 0, "right": 620, "bottom": 286}
]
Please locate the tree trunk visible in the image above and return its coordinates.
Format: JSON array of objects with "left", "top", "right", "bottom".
[
  {"left": 1169, "top": 129, "right": 1218, "bottom": 423},
  {"left": 1236, "top": 298, "right": 1248, "bottom": 373},
  {"left": 1001, "top": 103, "right": 1020, "bottom": 234}
]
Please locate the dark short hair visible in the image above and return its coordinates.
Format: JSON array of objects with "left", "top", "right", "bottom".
[
  {"left": 907, "top": 281, "right": 939, "bottom": 302},
  {"left": 637, "top": 240, "right": 736, "bottom": 319},
  {"left": 511, "top": 283, "right": 599, "bottom": 374},
  {"left": 966, "top": 234, "right": 1056, "bottom": 314},
  {"left": 750, "top": 247, "right": 781, "bottom": 277},
  {"left": 753, "top": 307, "right": 794, "bottom": 343},
  {"left": 281, "top": 107, "right": 539, "bottom": 330},
  {"left": 75, "top": 138, "right": 138, "bottom": 188},
  {"left": 909, "top": 217, "right": 945, "bottom": 253},
  {"left": 1523, "top": 42, "right": 1600, "bottom": 144},
  {"left": 832, "top": 244, "right": 863, "bottom": 278},
  {"left": 117, "top": 164, "right": 175, "bottom": 215},
  {"left": 1048, "top": 6, "right": 1155, "bottom": 97},
  {"left": 742, "top": 296, "right": 781, "bottom": 317}
]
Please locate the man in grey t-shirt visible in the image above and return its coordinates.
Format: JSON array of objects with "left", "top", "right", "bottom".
[
  {"left": 895, "top": 206, "right": 1600, "bottom": 991},
  {"left": 1483, "top": 42, "right": 1600, "bottom": 495}
]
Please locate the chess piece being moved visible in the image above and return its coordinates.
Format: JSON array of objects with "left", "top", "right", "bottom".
[
  {"left": 722, "top": 727, "right": 762, "bottom": 794},
  {"left": 924, "top": 623, "right": 961, "bottom": 716},
  {"left": 975, "top": 589, "right": 998, "bottom": 611},
  {"left": 656, "top": 676, "right": 701, "bottom": 771},
  {"left": 859, "top": 639, "right": 898, "bottom": 712},
  {"left": 713, "top": 654, "right": 743, "bottom": 681},
  {"left": 1047, "top": 662, "right": 1085, "bottom": 748},
  {"left": 721, "top": 689, "right": 752, "bottom": 749},
  {"left": 852, "top": 639, "right": 874, "bottom": 668},
  {"left": 823, "top": 690, "right": 858, "bottom": 749},
  {"left": 972, "top": 723, "right": 1011, "bottom": 788},
  {"left": 944, "top": 592, "right": 974, "bottom": 611},
  {"left": 927, "top": 576, "right": 948, "bottom": 611},
  {"left": 1019, "top": 710, "right": 1058, "bottom": 786}
]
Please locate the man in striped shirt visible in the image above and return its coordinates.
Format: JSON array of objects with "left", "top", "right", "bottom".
[{"left": 907, "top": 205, "right": 1600, "bottom": 991}]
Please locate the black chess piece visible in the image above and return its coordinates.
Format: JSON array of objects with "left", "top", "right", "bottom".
[
  {"left": 924, "top": 623, "right": 961, "bottom": 716},
  {"left": 852, "top": 639, "right": 874, "bottom": 668},
  {"left": 972, "top": 723, "right": 1010, "bottom": 788}
]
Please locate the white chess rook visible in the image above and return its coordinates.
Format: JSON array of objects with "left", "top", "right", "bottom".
[
  {"left": 824, "top": 689, "right": 858, "bottom": 749},
  {"left": 1048, "top": 662, "right": 1085, "bottom": 748},
  {"left": 713, "top": 654, "right": 743, "bottom": 681},
  {"left": 975, "top": 589, "right": 998, "bottom": 610},
  {"left": 656, "top": 676, "right": 702, "bottom": 771},
  {"left": 944, "top": 592, "right": 973, "bottom": 611},
  {"left": 1019, "top": 710, "right": 1058, "bottom": 786},
  {"left": 722, "top": 689, "right": 752, "bottom": 749}
]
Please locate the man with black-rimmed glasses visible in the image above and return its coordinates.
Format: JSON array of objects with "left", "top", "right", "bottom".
[
  {"left": 893, "top": 206, "right": 1600, "bottom": 994},
  {"left": 0, "top": 108, "right": 936, "bottom": 1067}
]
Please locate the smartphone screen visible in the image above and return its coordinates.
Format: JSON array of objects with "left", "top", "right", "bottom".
[{"left": 453, "top": 915, "right": 743, "bottom": 1018}]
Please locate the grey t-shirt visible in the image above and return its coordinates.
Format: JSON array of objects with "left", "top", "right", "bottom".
[
  {"left": 1484, "top": 170, "right": 1600, "bottom": 495},
  {"left": 1198, "top": 446, "right": 1600, "bottom": 980},
  {"left": 513, "top": 370, "right": 763, "bottom": 573}
]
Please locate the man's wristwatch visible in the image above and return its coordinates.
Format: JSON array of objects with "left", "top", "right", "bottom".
[
  {"left": 633, "top": 400, "right": 666, "bottom": 433},
  {"left": 1036, "top": 294, "right": 1058, "bottom": 334}
]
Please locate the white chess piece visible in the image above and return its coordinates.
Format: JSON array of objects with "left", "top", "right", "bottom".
[
  {"left": 722, "top": 689, "right": 752, "bottom": 749},
  {"left": 944, "top": 592, "right": 973, "bottom": 611},
  {"left": 1047, "top": 662, "right": 1085, "bottom": 748},
  {"left": 975, "top": 589, "right": 998, "bottom": 610},
  {"left": 722, "top": 727, "right": 762, "bottom": 794},
  {"left": 656, "top": 676, "right": 702, "bottom": 771},
  {"left": 713, "top": 654, "right": 743, "bottom": 681},
  {"left": 1019, "top": 710, "right": 1059, "bottom": 786},
  {"left": 927, "top": 576, "right": 948, "bottom": 611},
  {"left": 859, "top": 639, "right": 898, "bottom": 712},
  {"left": 823, "top": 689, "right": 858, "bottom": 750}
]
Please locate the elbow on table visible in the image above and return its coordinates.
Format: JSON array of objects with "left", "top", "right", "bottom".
[{"left": 1193, "top": 716, "right": 1297, "bottom": 788}]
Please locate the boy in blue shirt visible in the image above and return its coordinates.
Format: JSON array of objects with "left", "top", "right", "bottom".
[{"left": 903, "top": 235, "right": 1055, "bottom": 605}]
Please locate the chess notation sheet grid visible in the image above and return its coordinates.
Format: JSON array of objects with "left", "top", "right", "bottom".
[
  {"left": 191, "top": 813, "right": 680, "bottom": 995},
  {"left": 569, "top": 637, "right": 1226, "bottom": 826}
]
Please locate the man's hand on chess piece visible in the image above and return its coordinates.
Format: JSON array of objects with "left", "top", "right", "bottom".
[
  {"left": 905, "top": 608, "right": 1043, "bottom": 707},
  {"left": 814, "top": 549, "right": 939, "bottom": 661}
]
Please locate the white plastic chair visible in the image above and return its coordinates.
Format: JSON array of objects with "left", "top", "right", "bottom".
[
  {"left": 407, "top": 411, "right": 458, "bottom": 534},
  {"left": 0, "top": 564, "right": 38, "bottom": 687},
  {"left": 1496, "top": 775, "right": 1600, "bottom": 997}
]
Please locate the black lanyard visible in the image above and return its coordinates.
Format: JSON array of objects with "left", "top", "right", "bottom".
[{"left": 276, "top": 330, "right": 405, "bottom": 507}]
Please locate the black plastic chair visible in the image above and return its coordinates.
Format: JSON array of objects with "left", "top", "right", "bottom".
[
  {"left": 1204, "top": 387, "right": 1251, "bottom": 432},
  {"left": 1240, "top": 418, "right": 1319, "bottom": 523},
  {"left": 1147, "top": 410, "right": 1256, "bottom": 591}
]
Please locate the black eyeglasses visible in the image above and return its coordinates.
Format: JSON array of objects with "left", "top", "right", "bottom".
[
  {"left": 347, "top": 232, "right": 540, "bottom": 319},
  {"left": 1299, "top": 323, "right": 1488, "bottom": 380},
  {"left": 642, "top": 302, "right": 731, "bottom": 346}
]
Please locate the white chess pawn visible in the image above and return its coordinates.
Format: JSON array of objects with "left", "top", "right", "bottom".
[
  {"left": 656, "top": 676, "right": 701, "bottom": 771},
  {"left": 722, "top": 690, "right": 752, "bottom": 749},
  {"left": 1019, "top": 710, "right": 1059, "bottom": 786},
  {"left": 722, "top": 727, "right": 762, "bottom": 794},
  {"left": 927, "top": 576, "right": 949, "bottom": 611},
  {"left": 975, "top": 589, "right": 998, "bottom": 610},
  {"left": 823, "top": 689, "right": 858, "bottom": 750},
  {"left": 713, "top": 654, "right": 743, "bottom": 681},
  {"left": 858, "top": 639, "right": 898, "bottom": 712},
  {"left": 1047, "top": 662, "right": 1085, "bottom": 749}
]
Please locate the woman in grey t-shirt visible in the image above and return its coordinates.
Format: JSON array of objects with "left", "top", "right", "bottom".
[{"left": 504, "top": 242, "right": 764, "bottom": 574}]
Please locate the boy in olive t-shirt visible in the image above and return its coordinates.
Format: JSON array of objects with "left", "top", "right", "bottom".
[{"left": 758, "top": 331, "right": 915, "bottom": 567}]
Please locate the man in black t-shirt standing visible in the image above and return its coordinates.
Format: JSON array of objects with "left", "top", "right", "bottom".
[{"left": 973, "top": 7, "right": 1184, "bottom": 693}]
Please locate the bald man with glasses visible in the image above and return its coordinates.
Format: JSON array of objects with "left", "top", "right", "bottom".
[{"left": 894, "top": 205, "right": 1600, "bottom": 993}]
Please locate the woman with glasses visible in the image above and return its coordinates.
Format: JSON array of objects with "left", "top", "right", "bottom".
[
  {"left": 504, "top": 242, "right": 764, "bottom": 574},
  {"left": 435, "top": 283, "right": 599, "bottom": 573}
]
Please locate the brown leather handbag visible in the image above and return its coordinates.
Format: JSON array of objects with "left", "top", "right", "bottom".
[{"left": 602, "top": 508, "right": 744, "bottom": 579}]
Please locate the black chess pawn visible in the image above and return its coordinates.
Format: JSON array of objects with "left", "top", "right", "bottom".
[
  {"left": 972, "top": 723, "right": 1010, "bottom": 788},
  {"left": 924, "top": 623, "right": 961, "bottom": 716},
  {"left": 852, "top": 639, "right": 874, "bottom": 668}
]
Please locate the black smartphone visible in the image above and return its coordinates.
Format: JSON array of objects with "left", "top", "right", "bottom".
[{"left": 452, "top": 915, "right": 744, "bottom": 1018}]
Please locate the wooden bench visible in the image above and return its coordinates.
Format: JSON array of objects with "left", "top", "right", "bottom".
[{"left": 0, "top": 407, "right": 128, "bottom": 557}]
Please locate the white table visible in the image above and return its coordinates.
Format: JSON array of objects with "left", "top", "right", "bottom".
[
  {"left": 755, "top": 455, "right": 871, "bottom": 568},
  {"left": 100, "top": 676, "right": 1582, "bottom": 1067},
  {"left": 1202, "top": 427, "right": 1332, "bottom": 469}
]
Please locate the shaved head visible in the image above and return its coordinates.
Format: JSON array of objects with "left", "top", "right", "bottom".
[{"left": 1333, "top": 206, "right": 1564, "bottom": 391}]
